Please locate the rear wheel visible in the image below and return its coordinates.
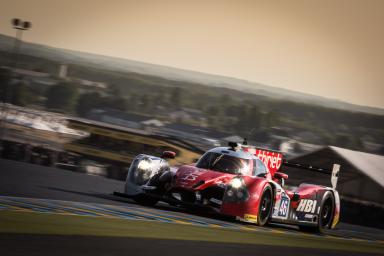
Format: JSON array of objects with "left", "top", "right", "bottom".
[
  {"left": 257, "top": 184, "right": 273, "bottom": 226},
  {"left": 299, "top": 192, "right": 334, "bottom": 233}
]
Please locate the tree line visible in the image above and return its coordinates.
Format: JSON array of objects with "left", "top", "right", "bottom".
[{"left": 0, "top": 64, "right": 383, "bottom": 153}]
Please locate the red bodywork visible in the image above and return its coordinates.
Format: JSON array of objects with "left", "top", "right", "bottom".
[
  {"left": 174, "top": 165, "right": 269, "bottom": 219},
  {"left": 175, "top": 165, "right": 234, "bottom": 189},
  {"left": 168, "top": 146, "right": 339, "bottom": 228}
]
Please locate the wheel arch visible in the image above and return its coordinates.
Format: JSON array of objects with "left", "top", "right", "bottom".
[
  {"left": 242, "top": 178, "right": 273, "bottom": 216},
  {"left": 317, "top": 188, "right": 338, "bottom": 229},
  {"left": 327, "top": 189, "right": 340, "bottom": 229}
]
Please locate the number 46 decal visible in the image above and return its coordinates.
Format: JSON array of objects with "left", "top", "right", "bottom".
[{"left": 278, "top": 197, "right": 289, "bottom": 217}]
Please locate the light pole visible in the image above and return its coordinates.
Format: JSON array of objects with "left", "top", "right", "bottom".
[
  {"left": 0, "top": 18, "right": 32, "bottom": 148},
  {"left": 9, "top": 18, "right": 32, "bottom": 69}
]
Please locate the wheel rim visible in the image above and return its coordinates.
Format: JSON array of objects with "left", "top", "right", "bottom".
[
  {"left": 260, "top": 190, "right": 272, "bottom": 222},
  {"left": 320, "top": 199, "right": 333, "bottom": 227}
]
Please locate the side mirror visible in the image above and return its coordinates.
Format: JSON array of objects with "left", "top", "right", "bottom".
[
  {"left": 161, "top": 151, "right": 176, "bottom": 159},
  {"left": 274, "top": 172, "right": 288, "bottom": 180},
  {"left": 274, "top": 172, "right": 288, "bottom": 187}
]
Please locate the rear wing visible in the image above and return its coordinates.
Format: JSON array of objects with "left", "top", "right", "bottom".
[
  {"left": 283, "top": 160, "right": 340, "bottom": 189},
  {"left": 229, "top": 142, "right": 340, "bottom": 190}
]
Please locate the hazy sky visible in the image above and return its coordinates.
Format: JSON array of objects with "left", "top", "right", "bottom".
[{"left": 0, "top": 0, "right": 383, "bottom": 108}]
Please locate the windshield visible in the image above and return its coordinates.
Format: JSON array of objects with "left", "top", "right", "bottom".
[{"left": 196, "top": 152, "right": 250, "bottom": 174}]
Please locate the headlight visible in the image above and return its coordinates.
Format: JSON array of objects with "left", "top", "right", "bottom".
[
  {"left": 129, "top": 158, "right": 154, "bottom": 185},
  {"left": 230, "top": 178, "right": 243, "bottom": 189},
  {"left": 138, "top": 160, "right": 152, "bottom": 171},
  {"left": 224, "top": 177, "right": 249, "bottom": 202}
]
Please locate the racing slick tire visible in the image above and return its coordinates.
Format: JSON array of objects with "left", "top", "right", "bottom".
[
  {"left": 257, "top": 184, "right": 273, "bottom": 226},
  {"left": 133, "top": 194, "right": 159, "bottom": 207},
  {"left": 299, "top": 191, "right": 335, "bottom": 233}
]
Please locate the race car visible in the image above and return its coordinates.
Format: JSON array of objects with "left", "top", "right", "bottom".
[{"left": 116, "top": 142, "right": 340, "bottom": 232}]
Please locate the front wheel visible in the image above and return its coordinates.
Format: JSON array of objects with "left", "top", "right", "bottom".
[{"left": 257, "top": 184, "right": 273, "bottom": 226}]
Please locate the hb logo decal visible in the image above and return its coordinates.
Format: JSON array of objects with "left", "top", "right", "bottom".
[{"left": 296, "top": 199, "right": 317, "bottom": 213}]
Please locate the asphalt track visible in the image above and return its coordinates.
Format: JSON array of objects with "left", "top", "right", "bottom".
[
  {"left": 0, "top": 233, "right": 379, "bottom": 256},
  {"left": 0, "top": 158, "right": 383, "bottom": 256}
]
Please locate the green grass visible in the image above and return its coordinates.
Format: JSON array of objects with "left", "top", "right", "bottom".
[{"left": 0, "top": 210, "right": 383, "bottom": 254}]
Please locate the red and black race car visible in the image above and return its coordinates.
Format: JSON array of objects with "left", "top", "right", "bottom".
[{"left": 116, "top": 142, "right": 340, "bottom": 232}]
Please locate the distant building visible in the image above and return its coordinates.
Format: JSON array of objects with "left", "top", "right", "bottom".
[
  {"left": 87, "top": 109, "right": 153, "bottom": 130},
  {"left": 141, "top": 119, "right": 165, "bottom": 127},
  {"left": 73, "top": 78, "right": 108, "bottom": 95},
  {"left": 3, "top": 65, "right": 109, "bottom": 94},
  {"left": 3, "top": 66, "right": 58, "bottom": 87},
  {"left": 57, "top": 64, "right": 109, "bottom": 94},
  {"left": 159, "top": 123, "right": 229, "bottom": 148},
  {"left": 169, "top": 108, "right": 207, "bottom": 125},
  {"left": 58, "top": 64, "right": 68, "bottom": 79},
  {"left": 75, "top": 78, "right": 107, "bottom": 89},
  {"left": 10, "top": 67, "right": 50, "bottom": 78}
]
